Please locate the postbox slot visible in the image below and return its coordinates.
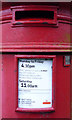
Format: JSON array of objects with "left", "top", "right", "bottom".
[
  {"left": 11, "top": 6, "right": 58, "bottom": 26},
  {"left": 15, "top": 10, "right": 54, "bottom": 21}
]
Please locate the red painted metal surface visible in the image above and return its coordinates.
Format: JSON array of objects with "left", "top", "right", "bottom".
[
  {"left": 1, "top": 23, "right": 71, "bottom": 52},
  {"left": 0, "top": 3, "right": 71, "bottom": 52},
  {"left": 0, "top": 54, "right": 2, "bottom": 120},
  {"left": 1, "top": 2, "right": 71, "bottom": 119}
]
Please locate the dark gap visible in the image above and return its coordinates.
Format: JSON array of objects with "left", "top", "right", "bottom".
[
  {"left": 1, "top": 52, "right": 71, "bottom": 55},
  {"left": 15, "top": 10, "right": 54, "bottom": 20}
]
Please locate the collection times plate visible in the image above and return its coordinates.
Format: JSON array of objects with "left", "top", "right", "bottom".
[{"left": 18, "top": 59, "right": 52, "bottom": 108}]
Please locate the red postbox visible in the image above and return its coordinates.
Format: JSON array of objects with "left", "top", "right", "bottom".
[{"left": 0, "top": 2, "right": 72, "bottom": 119}]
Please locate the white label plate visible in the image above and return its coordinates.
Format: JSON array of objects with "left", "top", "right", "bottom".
[{"left": 18, "top": 59, "right": 52, "bottom": 108}]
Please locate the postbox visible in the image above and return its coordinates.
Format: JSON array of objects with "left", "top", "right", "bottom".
[{"left": 0, "top": 2, "right": 72, "bottom": 120}]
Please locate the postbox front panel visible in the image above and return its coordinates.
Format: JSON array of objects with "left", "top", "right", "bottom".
[{"left": 2, "top": 54, "right": 70, "bottom": 118}]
